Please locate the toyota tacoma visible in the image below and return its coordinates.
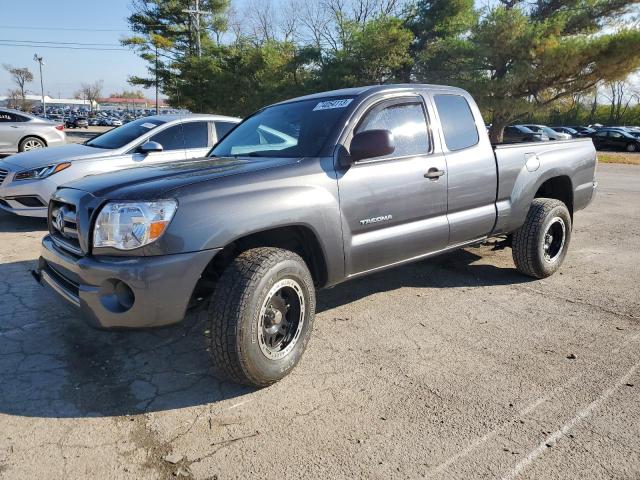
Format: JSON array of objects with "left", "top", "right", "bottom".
[{"left": 34, "top": 84, "right": 598, "bottom": 386}]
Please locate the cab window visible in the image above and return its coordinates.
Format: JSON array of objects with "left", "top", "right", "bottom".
[
  {"left": 355, "top": 102, "right": 430, "bottom": 158},
  {"left": 434, "top": 94, "right": 479, "bottom": 151}
]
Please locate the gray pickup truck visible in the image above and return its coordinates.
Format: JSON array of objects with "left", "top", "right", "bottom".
[{"left": 35, "top": 84, "right": 597, "bottom": 387}]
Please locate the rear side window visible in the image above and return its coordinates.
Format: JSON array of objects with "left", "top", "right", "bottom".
[
  {"left": 434, "top": 94, "right": 479, "bottom": 151},
  {"left": 356, "top": 102, "right": 429, "bottom": 158},
  {"left": 182, "top": 121, "right": 209, "bottom": 148},
  {"left": 214, "top": 121, "right": 237, "bottom": 140}
]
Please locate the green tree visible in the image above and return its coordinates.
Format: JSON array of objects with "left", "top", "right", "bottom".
[
  {"left": 122, "top": 0, "right": 229, "bottom": 109},
  {"left": 411, "top": 0, "right": 640, "bottom": 142},
  {"left": 319, "top": 15, "right": 414, "bottom": 89}
]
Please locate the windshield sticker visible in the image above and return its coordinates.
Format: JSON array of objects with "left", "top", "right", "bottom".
[
  {"left": 141, "top": 122, "right": 157, "bottom": 129},
  {"left": 313, "top": 99, "right": 353, "bottom": 111}
]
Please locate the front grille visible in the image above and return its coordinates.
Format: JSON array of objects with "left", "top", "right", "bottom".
[
  {"left": 0, "top": 168, "right": 8, "bottom": 185},
  {"left": 50, "top": 199, "right": 83, "bottom": 256}
]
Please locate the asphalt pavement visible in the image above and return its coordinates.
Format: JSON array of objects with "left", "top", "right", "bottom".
[{"left": 0, "top": 164, "right": 638, "bottom": 479}]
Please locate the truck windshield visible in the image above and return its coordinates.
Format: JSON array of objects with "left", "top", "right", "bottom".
[
  {"left": 86, "top": 118, "right": 166, "bottom": 149},
  {"left": 211, "top": 97, "right": 354, "bottom": 158}
]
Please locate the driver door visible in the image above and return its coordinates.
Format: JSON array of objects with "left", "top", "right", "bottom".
[
  {"left": 131, "top": 123, "right": 187, "bottom": 165},
  {"left": 337, "top": 96, "right": 449, "bottom": 276}
]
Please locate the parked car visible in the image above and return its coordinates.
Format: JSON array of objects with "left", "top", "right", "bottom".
[
  {"left": 592, "top": 128, "right": 640, "bottom": 152},
  {"left": 503, "top": 125, "right": 546, "bottom": 143},
  {"left": 0, "top": 108, "right": 66, "bottom": 154},
  {"left": 551, "top": 126, "right": 578, "bottom": 137},
  {"left": 64, "top": 116, "right": 89, "bottom": 129},
  {"left": 521, "top": 124, "right": 571, "bottom": 140},
  {"left": 0, "top": 114, "right": 240, "bottom": 217},
  {"left": 567, "top": 126, "right": 597, "bottom": 136},
  {"left": 110, "top": 118, "right": 123, "bottom": 127},
  {"left": 33, "top": 84, "right": 597, "bottom": 387}
]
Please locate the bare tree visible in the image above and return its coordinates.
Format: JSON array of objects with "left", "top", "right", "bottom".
[
  {"left": 4, "top": 89, "right": 23, "bottom": 109},
  {"left": 74, "top": 80, "right": 104, "bottom": 112},
  {"left": 3, "top": 64, "right": 34, "bottom": 110},
  {"left": 602, "top": 80, "right": 640, "bottom": 124}
]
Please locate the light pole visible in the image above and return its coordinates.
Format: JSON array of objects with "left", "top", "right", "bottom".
[{"left": 33, "top": 54, "right": 45, "bottom": 116}]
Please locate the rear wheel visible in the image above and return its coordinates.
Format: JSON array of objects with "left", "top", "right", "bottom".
[
  {"left": 512, "top": 198, "right": 571, "bottom": 278},
  {"left": 627, "top": 143, "right": 637, "bottom": 152},
  {"left": 19, "top": 137, "right": 46, "bottom": 152},
  {"left": 205, "top": 247, "right": 316, "bottom": 387}
]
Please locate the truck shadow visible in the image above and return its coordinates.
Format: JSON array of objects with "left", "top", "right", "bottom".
[{"left": 0, "top": 247, "right": 531, "bottom": 419}]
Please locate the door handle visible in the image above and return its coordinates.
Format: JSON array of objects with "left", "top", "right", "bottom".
[
  {"left": 424, "top": 168, "right": 445, "bottom": 179},
  {"left": 10, "top": 125, "right": 19, "bottom": 129}
]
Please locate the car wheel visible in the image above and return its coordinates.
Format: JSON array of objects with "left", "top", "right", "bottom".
[
  {"left": 205, "top": 247, "right": 316, "bottom": 387},
  {"left": 19, "top": 137, "right": 46, "bottom": 152},
  {"left": 627, "top": 143, "right": 637, "bottom": 152},
  {"left": 512, "top": 198, "right": 572, "bottom": 279}
]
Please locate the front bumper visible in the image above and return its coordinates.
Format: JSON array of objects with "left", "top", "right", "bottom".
[
  {"left": 0, "top": 170, "right": 56, "bottom": 217},
  {"left": 35, "top": 235, "right": 221, "bottom": 329}
]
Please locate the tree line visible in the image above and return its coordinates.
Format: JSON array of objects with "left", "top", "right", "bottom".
[{"left": 123, "top": 0, "right": 640, "bottom": 141}]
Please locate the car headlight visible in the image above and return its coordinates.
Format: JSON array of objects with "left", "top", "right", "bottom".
[
  {"left": 93, "top": 200, "right": 178, "bottom": 251},
  {"left": 14, "top": 162, "right": 71, "bottom": 181}
]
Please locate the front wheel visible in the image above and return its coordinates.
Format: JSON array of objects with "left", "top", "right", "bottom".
[
  {"left": 627, "top": 143, "right": 637, "bottom": 152},
  {"left": 512, "top": 198, "right": 572, "bottom": 278},
  {"left": 206, "top": 247, "right": 316, "bottom": 387}
]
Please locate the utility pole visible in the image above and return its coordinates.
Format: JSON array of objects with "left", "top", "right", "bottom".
[
  {"left": 155, "top": 43, "right": 159, "bottom": 114},
  {"left": 183, "top": 0, "right": 203, "bottom": 57},
  {"left": 33, "top": 54, "right": 45, "bottom": 116}
]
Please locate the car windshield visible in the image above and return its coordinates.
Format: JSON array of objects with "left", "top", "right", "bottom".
[
  {"left": 542, "top": 126, "right": 558, "bottom": 137},
  {"left": 86, "top": 117, "right": 166, "bottom": 149},
  {"left": 211, "top": 97, "right": 355, "bottom": 158}
]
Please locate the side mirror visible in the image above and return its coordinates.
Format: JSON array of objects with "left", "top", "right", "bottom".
[
  {"left": 139, "top": 141, "right": 163, "bottom": 154},
  {"left": 350, "top": 129, "right": 395, "bottom": 161}
]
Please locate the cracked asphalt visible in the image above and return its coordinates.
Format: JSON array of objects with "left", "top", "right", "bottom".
[{"left": 0, "top": 163, "right": 639, "bottom": 479}]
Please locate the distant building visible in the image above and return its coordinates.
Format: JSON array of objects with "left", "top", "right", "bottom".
[
  {"left": 98, "top": 97, "right": 169, "bottom": 110},
  {"left": 0, "top": 94, "right": 96, "bottom": 109}
]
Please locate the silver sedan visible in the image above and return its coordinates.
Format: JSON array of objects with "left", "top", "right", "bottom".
[
  {"left": 0, "top": 108, "right": 66, "bottom": 153},
  {"left": 0, "top": 114, "right": 240, "bottom": 217}
]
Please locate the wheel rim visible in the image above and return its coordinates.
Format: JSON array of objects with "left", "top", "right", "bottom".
[
  {"left": 23, "top": 140, "right": 44, "bottom": 151},
  {"left": 627, "top": 144, "right": 637, "bottom": 152},
  {"left": 542, "top": 216, "right": 566, "bottom": 263},
  {"left": 258, "top": 278, "right": 305, "bottom": 360}
]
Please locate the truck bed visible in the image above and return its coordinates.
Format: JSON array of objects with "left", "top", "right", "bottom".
[{"left": 492, "top": 138, "right": 597, "bottom": 234}]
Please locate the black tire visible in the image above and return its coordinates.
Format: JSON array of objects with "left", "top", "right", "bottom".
[
  {"left": 512, "top": 198, "right": 572, "bottom": 279},
  {"left": 206, "top": 247, "right": 316, "bottom": 387},
  {"left": 18, "top": 136, "right": 46, "bottom": 152}
]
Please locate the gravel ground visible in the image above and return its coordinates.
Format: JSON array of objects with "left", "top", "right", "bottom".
[{"left": 0, "top": 164, "right": 638, "bottom": 479}]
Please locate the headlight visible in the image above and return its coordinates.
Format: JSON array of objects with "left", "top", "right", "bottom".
[
  {"left": 93, "top": 200, "right": 178, "bottom": 251},
  {"left": 14, "top": 162, "right": 71, "bottom": 181}
]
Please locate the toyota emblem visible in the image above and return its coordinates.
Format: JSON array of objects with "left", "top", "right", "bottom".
[{"left": 54, "top": 209, "right": 65, "bottom": 234}]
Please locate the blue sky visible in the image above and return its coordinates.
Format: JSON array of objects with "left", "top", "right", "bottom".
[{"left": 0, "top": 0, "right": 152, "bottom": 99}]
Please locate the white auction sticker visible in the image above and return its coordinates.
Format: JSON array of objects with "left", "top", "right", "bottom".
[
  {"left": 313, "top": 99, "right": 353, "bottom": 111},
  {"left": 141, "top": 122, "right": 157, "bottom": 129}
]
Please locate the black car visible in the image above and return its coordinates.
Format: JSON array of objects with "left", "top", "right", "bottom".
[
  {"left": 567, "top": 126, "right": 597, "bottom": 137},
  {"left": 65, "top": 116, "right": 89, "bottom": 129},
  {"left": 592, "top": 128, "right": 640, "bottom": 152},
  {"left": 503, "top": 125, "right": 545, "bottom": 143}
]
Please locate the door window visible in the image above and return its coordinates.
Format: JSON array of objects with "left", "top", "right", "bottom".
[
  {"left": 182, "top": 121, "right": 209, "bottom": 148},
  {"left": 609, "top": 131, "right": 623, "bottom": 139},
  {"left": 0, "top": 112, "right": 25, "bottom": 122},
  {"left": 355, "top": 102, "right": 429, "bottom": 158},
  {"left": 434, "top": 94, "right": 479, "bottom": 151},
  {"left": 150, "top": 124, "right": 184, "bottom": 151}
]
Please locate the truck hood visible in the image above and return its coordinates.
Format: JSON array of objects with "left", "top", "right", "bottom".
[
  {"left": 61, "top": 156, "right": 299, "bottom": 200},
  {"left": 1, "top": 144, "right": 119, "bottom": 169}
]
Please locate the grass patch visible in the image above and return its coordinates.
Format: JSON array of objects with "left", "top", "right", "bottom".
[{"left": 597, "top": 152, "right": 640, "bottom": 165}]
